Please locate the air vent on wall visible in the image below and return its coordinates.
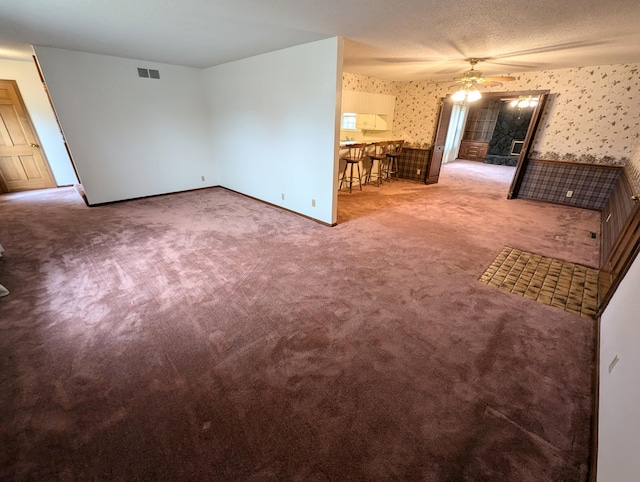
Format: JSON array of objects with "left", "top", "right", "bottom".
[{"left": 137, "top": 68, "right": 160, "bottom": 79}]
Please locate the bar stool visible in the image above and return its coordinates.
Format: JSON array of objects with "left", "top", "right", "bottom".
[
  {"left": 385, "top": 140, "right": 404, "bottom": 182},
  {"left": 339, "top": 143, "right": 367, "bottom": 193},
  {"left": 365, "top": 141, "right": 388, "bottom": 187}
]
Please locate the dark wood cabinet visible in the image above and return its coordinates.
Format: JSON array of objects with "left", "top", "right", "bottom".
[
  {"left": 457, "top": 100, "right": 499, "bottom": 161},
  {"left": 458, "top": 140, "right": 488, "bottom": 161}
]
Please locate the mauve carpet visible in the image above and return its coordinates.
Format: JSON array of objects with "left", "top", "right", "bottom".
[{"left": 0, "top": 161, "right": 599, "bottom": 481}]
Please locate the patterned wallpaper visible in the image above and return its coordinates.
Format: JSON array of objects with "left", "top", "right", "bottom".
[
  {"left": 342, "top": 74, "right": 396, "bottom": 96},
  {"left": 343, "top": 63, "right": 640, "bottom": 169},
  {"left": 392, "top": 81, "right": 450, "bottom": 149},
  {"left": 627, "top": 136, "right": 640, "bottom": 193}
]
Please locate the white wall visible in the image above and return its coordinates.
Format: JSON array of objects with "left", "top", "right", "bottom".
[
  {"left": 0, "top": 58, "right": 77, "bottom": 186},
  {"left": 34, "top": 47, "right": 217, "bottom": 205},
  {"left": 32, "top": 39, "right": 343, "bottom": 222},
  {"left": 203, "top": 37, "right": 343, "bottom": 225},
  {"left": 598, "top": 252, "right": 640, "bottom": 481}
]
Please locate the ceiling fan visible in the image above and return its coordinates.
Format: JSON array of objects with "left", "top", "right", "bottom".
[
  {"left": 346, "top": 39, "right": 611, "bottom": 82},
  {"left": 450, "top": 58, "right": 516, "bottom": 102},
  {"left": 453, "top": 58, "right": 516, "bottom": 87}
]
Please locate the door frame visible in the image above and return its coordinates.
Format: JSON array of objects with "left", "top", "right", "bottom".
[
  {"left": 506, "top": 90, "right": 549, "bottom": 199},
  {"left": 430, "top": 89, "right": 550, "bottom": 197}
]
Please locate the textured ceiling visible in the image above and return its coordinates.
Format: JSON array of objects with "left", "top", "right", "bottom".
[{"left": 1, "top": 0, "right": 640, "bottom": 82}]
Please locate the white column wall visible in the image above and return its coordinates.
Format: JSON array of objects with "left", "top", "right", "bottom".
[
  {"left": 33, "top": 47, "right": 217, "bottom": 205},
  {"left": 202, "top": 37, "right": 343, "bottom": 225},
  {"left": 0, "top": 58, "right": 77, "bottom": 186},
  {"left": 597, "top": 253, "right": 640, "bottom": 481}
]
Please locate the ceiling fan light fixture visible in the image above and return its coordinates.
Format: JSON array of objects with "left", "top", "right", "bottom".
[
  {"left": 451, "top": 88, "right": 467, "bottom": 102},
  {"left": 452, "top": 85, "right": 482, "bottom": 103},
  {"left": 467, "top": 88, "right": 482, "bottom": 102},
  {"left": 512, "top": 95, "right": 539, "bottom": 109}
]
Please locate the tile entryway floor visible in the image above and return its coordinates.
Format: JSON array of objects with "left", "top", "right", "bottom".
[{"left": 479, "top": 247, "right": 598, "bottom": 319}]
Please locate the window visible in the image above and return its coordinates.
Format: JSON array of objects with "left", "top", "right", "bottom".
[{"left": 341, "top": 112, "right": 357, "bottom": 130}]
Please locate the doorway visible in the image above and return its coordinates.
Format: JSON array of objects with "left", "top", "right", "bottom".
[
  {"left": 430, "top": 90, "right": 549, "bottom": 198},
  {"left": 442, "top": 103, "right": 469, "bottom": 165},
  {"left": 0, "top": 79, "right": 56, "bottom": 193}
]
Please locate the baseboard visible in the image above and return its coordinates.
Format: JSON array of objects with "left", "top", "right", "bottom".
[
  {"left": 220, "top": 187, "right": 335, "bottom": 227},
  {"left": 84, "top": 185, "right": 222, "bottom": 207}
]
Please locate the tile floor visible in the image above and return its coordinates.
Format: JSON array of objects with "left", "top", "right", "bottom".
[{"left": 480, "top": 247, "right": 599, "bottom": 319}]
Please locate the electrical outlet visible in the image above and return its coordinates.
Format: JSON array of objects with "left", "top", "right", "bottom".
[
  {"left": 201, "top": 175, "right": 205, "bottom": 182},
  {"left": 566, "top": 190, "right": 573, "bottom": 198},
  {"left": 417, "top": 169, "right": 421, "bottom": 175},
  {"left": 281, "top": 193, "right": 285, "bottom": 200},
  {"left": 311, "top": 199, "right": 316, "bottom": 207}
]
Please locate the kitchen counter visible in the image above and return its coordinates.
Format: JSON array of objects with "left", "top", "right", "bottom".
[{"left": 338, "top": 142, "right": 434, "bottom": 185}]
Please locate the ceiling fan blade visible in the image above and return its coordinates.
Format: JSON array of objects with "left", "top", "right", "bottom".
[
  {"left": 374, "top": 57, "right": 431, "bottom": 64},
  {"left": 483, "top": 76, "right": 516, "bottom": 82},
  {"left": 488, "top": 40, "right": 609, "bottom": 59},
  {"left": 374, "top": 56, "right": 467, "bottom": 65},
  {"left": 483, "top": 60, "right": 537, "bottom": 70}
]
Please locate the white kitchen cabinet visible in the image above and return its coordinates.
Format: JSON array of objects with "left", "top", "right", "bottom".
[
  {"left": 356, "top": 114, "right": 388, "bottom": 131},
  {"left": 342, "top": 90, "right": 395, "bottom": 130}
]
